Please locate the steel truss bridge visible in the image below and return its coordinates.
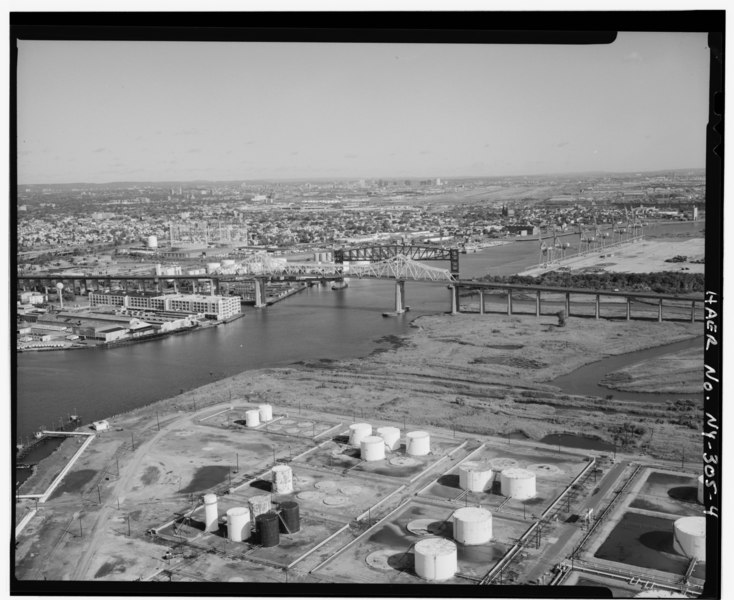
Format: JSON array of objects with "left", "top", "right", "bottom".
[
  {"left": 334, "top": 244, "right": 460, "bottom": 278},
  {"left": 17, "top": 245, "right": 461, "bottom": 313}
]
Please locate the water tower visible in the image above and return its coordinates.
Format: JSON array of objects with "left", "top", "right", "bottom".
[{"left": 56, "top": 282, "right": 64, "bottom": 310}]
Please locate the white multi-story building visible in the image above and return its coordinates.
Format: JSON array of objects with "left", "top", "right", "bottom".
[{"left": 89, "top": 291, "right": 240, "bottom": 320}]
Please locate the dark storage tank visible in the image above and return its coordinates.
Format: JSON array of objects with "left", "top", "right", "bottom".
[
  {"left": 279, "top": 501, "right": 301, "bottom": 533},
  {"left": 256, "top": 511, "right": 280, "bottom": 547}
]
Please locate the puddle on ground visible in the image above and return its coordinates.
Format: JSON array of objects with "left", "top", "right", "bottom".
[
  {"left": 49, "top": 469, "right": 97, "bottom": 499},
  {"left": 179, "top": 466, "right": 232, "bottom": 494}
]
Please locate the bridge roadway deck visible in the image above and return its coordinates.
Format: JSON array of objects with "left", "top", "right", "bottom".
[
  {"left": 17, "top": 274, "right": 703, "bottom": 304},
  {"left": 452, "top": 280, "right": 703, "bottom": 303}
]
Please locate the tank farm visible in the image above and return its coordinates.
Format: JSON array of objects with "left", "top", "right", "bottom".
[{"left": 15, "top": 395, "right": 707, "bottom": 594}]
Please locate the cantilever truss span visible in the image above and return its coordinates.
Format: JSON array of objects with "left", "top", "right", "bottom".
[{"left": 348, "top": 254, "right": 456, "bottom": 282}]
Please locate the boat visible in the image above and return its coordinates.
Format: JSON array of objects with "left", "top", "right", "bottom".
[{"left": 331, "top": 280, "right": 349, "bottom": 290}]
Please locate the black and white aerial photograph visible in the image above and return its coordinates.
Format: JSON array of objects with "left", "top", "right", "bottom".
[{"left": 11, "top": 11, "right": 724, "bottom": 598}]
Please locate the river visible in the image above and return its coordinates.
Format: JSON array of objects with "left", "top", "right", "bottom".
[{"left": 15, "top": 221, "right": 703, "bottom": 442}]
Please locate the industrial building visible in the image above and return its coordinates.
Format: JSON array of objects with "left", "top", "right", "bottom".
[{"left": 89, "top": 291, "right": 241, "bottom": 320}]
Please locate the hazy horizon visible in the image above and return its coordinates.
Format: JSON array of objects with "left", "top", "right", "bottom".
[
  {"left": 17, "top": 33, "right": 710, "bottom": 185},
  {"left": 17, "top": 166, "right": 707, "bottom": 189}
]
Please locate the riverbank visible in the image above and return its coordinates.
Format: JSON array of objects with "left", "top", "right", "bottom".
[{"left": 49, "top": 310, "right": 701, "bottom": 464}]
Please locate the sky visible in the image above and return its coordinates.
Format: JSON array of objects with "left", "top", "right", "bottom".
[{"left": 16, "top": 32, "right": 710, "bottom": 184}]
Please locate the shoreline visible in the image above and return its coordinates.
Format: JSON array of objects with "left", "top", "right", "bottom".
[{"left": 20, "top": 309, "right": 702, "bottom": 468}]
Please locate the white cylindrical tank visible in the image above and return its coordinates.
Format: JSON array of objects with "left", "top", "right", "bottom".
[
  {"left": 258, "top": 404, "right": 273, "bottom": 422},
  {"left": 361, "top": 436, "right": 386, "bottom": 461},
  {"left": 226, "top": 507, "right": 251, "bottom": 542},
  {"left": 248, "top": 494, "right": 272, "bottom": 522},
  {"left": 147, "top": 235, "right": 158, "bottom": 249},
  {"left": 206, "top": 262, "right": 221, "bottom": 273},
  {"left": 348, "top": 423, "right": 372, "bottom": 448},
  {"left": 452, "top": 507, "right": 493, "bottom": 545},
  {"left": 697, "top": 475, "right": 704, "bottom": 504},
  {"left": 500, "top": 468, "right": 536, "bottom": 500},
  {"left": 376, "top": 426, "right": 401, "bottom": 451},
  {"left": 203, "top": 493, "right": 218, "bottom": 532},
  {"left": 458, "top": 461, "right": 493, "bottom": 492},
  {"left": 272, "top": 464, "right": 293, "bottom": 494},
  {"left": 406, "top": 431, "right": 430, "bottom": 456},
  {"left": 673, "top": 516, "right": 706, "bottom": 560},
  {"left": 414, "top": 538, "right": 457, "bottom": 581},
  {"left": 245, "top": 409, "right": 260, "bottom": 428}
]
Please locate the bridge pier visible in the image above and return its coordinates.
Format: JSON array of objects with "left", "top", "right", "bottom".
[
  {"left": 626, "top": 297, "right": 631, "bottom": 321},
  {"left": 565, "top": 292, "right": 570, "bottom": 318},
  {"left": 507, "top": 290, "right": 513, "bottom": 316},
  {"left": 479, "top": 290, "right": 485, "bottom": 315},
  {"left": 254, "top": 279, "right": 267, "bottom": 308},
  {"left": 394, "top": 280, "right": 406, "bottom": 314},
  {"left": 450, "top": 285, "right": 459, "bottom": 314},
  {"left": 691, "top": 301, "right": 696, "bottom": 323},
  {"left": 536, "top": 290, "right": 541, "bottom": 317},
  {"left": 595, "top": 294, "right": 600, "bottom": 319},
  {"left": 658, "top": 299, "right": 663, "bottom": 322}
]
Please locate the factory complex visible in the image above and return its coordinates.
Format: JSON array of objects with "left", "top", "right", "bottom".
[{"left": 14, "top": 397, "right": 706, "bottom": 594}]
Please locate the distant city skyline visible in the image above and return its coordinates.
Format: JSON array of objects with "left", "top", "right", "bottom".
[{"left": 17, "top": 33, "right": 710, "bottom": 185}]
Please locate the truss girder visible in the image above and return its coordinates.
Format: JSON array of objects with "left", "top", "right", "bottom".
[
  {"left": 348, "top": 254, "right": 455, "bottom": 282},
  {"left": 337, "top": 245, "right": 453, "bottom": 262}
]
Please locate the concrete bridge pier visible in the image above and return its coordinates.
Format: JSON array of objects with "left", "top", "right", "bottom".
[
  {"left": 658, "top": 299, "right": 663, "bottom": 322},
  {"left": 479, "top": 290, "right": 485, "bottom": 315},
  {"left": 690, "top": 301, "right": 696, "bottom": 323},
  {"left": 595, "top": 294, "right": 600, "bottom": 319},
  {"left": 254, "top": 278, "right": 267, "bottom": 308},
  {"left": 565, "top": 292, "right": 571, "bottom": 318},
  {"left": 450, "top": 285, "right": 459, "bottom": 314},
  {"left": 507, "top": 290, "right": 513, "bottom": 315},
  {"left": 394, "top": 280, "right": 406, "bottom": 314},
  {"left": 535, "top": 290, "right": 541, "bottom": 317},
  {"left": 626, "top": 297, "right": 631, "bottom": 320}
]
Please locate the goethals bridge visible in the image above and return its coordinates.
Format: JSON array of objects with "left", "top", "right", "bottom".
[{"left": 17, "top": 244, "right": 705, "bottom": 322}]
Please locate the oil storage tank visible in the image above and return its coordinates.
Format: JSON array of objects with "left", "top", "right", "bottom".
[
  {"left": 458, "top": 461, "right": 493, "bottom": 492},
  {"left": 500, "top": 467, "right": 536, "bottom": 500},
  {"left": 203, "top": 493, "right": 219, "bottom": 533},
  {"left": 279, "top": 501, "right": 301, "bottom": 533},
  {"left": 406, "top": 431, "right": 430, "bottom": 456},
  {"left": 245, "top": 409, "right": 261, "bottom": 428},
  {"left": 249, "top": 494, "right": 272, "bottom": 524},
  {"left": 257, "top": 512, "right": 280, "bottom": 547},
  {"left": 452, "top": 507, "right": 492, "bottom": 545},
  {"left": 376, "top": 426, "right": 401, "bottom": 451},
  {"left": 348, "top": 423, "right": 372, "bottom": 448},
  {"left": 226, "top": 507, "right": 251, "bottom": 542},
  {"left": 361, "top": 436, "right": 386, "bottom": 461},
  {"left": 673, "top": 516, "right": 705, "bottom": 560},
  {"left": 272, "top": 464, "right": 293, "bottom": 494},
  {"left": 258, "top": 404, "right": 273, "bottom": 422},
  {"left": 414, "top": 538, "right": 457, "bottom": 581}
]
